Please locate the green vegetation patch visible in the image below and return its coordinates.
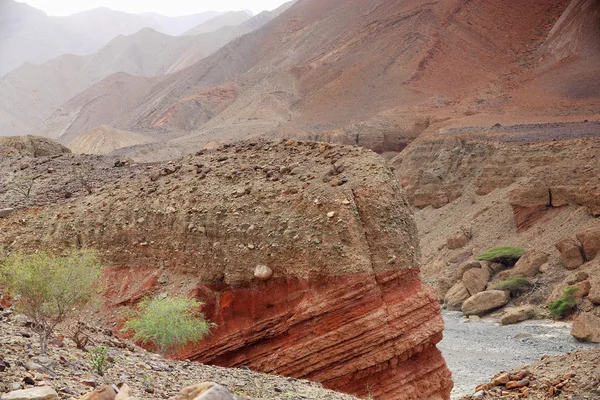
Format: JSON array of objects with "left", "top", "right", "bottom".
[
  {"left": 477, "top": 246, "right": 525, "bottom": 263},
  {"left": 549, "top": 286, "right": 579, "bottom": 319},
  {"left": 491, "top": 275, "right": 530, "bottom": 295}
]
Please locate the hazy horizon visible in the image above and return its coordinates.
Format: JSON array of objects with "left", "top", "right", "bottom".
[{"left": 16, "top": 0, "right": 290, "bottom": 17}]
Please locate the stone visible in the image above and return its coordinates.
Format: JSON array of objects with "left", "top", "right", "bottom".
[
  {"left": 79, "top": 387, "right": 117, "bottom": 400},
  {"left": 509, "top": 183, "right": 550, "bottom": 231},
  {"left": 0, "top": 208, "right": 14, "bottom": 218},
  {"left": 253, "top": 265, "right": 273, "bottom": 281},
  {"left": 462, "top": 268, "right": 491, "bottom": 296},
  {"left": 456, "top": 260, "right": 482, "bottom": 280},
  {"left": 509, "top": 250, "right": 549, "bottom": 277},
  {"left": 461, "top": 290, "right": 510, "bottom": 316},
  {"left": 576, "top": 225, "right": 600, "bottom": 261},
  {"left": 506, "top": 379, "right": 530, "bottom": 389},
  {"left": 444, "top": 282, "right": 471, "bottom": 311},
  {"left": 571, "top": 312, "right": 600, "bottom": 343},
  {"left": 573, "top": 280, "right": 591, "bottom": 298},
  {"left": 114, "top": 385, "right": 136, "bottom": 400},
  {"left": 500, "top": 306, "right": 535, "bottom": 325},
  {"left": 1, "top": 387, "right": 58, "bottom": 400},
  {"left": 492, "top": 372, "right": 511, "bottom": 385},
  {"left": 588, "top": 279, "right": 600, "bottom": 305},
  {"left": 556, "top": 238, "right": 585, "bottom": 269},
  {"left": 446, "top": 228, "right": 471, "bottom": 250},
  {"left": 175, "top": 383, "right": 236, "bottom": 400}
]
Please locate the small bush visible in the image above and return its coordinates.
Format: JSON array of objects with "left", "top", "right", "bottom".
[
  {"left": 492, "top": 275, "right": 530, "bottom": 295},
  {"left": 0, "top": 250, "right": 102, "bottom": 354},
  {"left": 477, "top": 247, "right": 525, "bottom": 264},
  {"left": 124, "top": 296, "right": 214, "bottom": 356},
  {"left": 549, "top": 286, "right": 579, "bottom": 318},
  {"left": 89, "top": 345, "right": 109, "bottom": 375}
]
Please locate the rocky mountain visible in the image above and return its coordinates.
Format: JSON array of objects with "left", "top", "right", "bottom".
[
  {"left": 0, "top": 5, "right": 288, "bottom": 139},
  {"left": 142, "top": 11, "right": 225, "bottom": 36},
  {"left": 35, "top": 0, "right": 598, "bottom": 161},
  {"left": 182, "top": 11, "right": 253, "bottom": 36}
]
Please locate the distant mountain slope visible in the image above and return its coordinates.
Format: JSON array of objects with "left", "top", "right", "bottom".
[
  {"left": 1, "top": 5, "right": 285, "bottom": 137},
  {"left": 143, "top": 11, "right": 225, "bottom": 36},
  {"left": 0, "top": 0, "right": 218, "bottom": 76},
  {"left": 182, "top": 11, "right": 253, "bottom": 35},
  {"left": 69, "top": 125, "right": 157, "bottom": 154}
]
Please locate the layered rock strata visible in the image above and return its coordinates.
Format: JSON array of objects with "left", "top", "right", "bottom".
[{"left": 0, "top": 140, "right": 452, "bottom": 400}]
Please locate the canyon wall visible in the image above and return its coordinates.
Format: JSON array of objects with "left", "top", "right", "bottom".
[{"left": 0, "top": 140, "right": 452, "bottom": 399}]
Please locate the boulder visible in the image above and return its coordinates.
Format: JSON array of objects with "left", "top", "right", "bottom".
[
  {"left": 461, "top": 290, "right": 510, "bottom": 316},
  {"left": 446, "top": 228, "right": 471, "bottom": 250},
  {"left": 79, "top": 387, "right": 117, "bottom": 400},
  {"left": 573, "top": 280, "right": 591, "bottom": 298},
  {"left": 456, "top": 260, "right": 482, "bottom": 280},
  {"left": 509, "top": 250, "right": 549, "bottom": 277},
  {"left": 1, "top": 387, "right": 58, "bottom": 400},
  {"left": 174, "top": 383, "right": 237, "bottom": 400},
  {"left": 588, "top": 279, "right": 600, "bottom": 305},
  {"left": 571, "top": 312, "right": 600, "bottom": 343},
  {"left": 555, "top": 238, "right": 585, "bottom": 269},
  {"left": 576, "top": 225, "right": 600, "bottom": 261},
  {"left": 500, "top": 306, "right": 535, "bottom": 325},
  {"left": 444, "top": 282, "right": 471, "bottom": 311},
  {"left": 462, "top": 268, "right": 491, "bottom": 296}
]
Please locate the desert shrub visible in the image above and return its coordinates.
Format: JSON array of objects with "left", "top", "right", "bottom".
[
  {"left": 477, "top": 246, "right": 525, "bottom": 264},
  {"left": 124, "top": 296, "right": 214, "bottom": 356},
  {"left": 492, "top": 275, "right": 530, "bottom": 295},
  {"left": 89, "top": 345, "right": 109, "bottom": 375},
  {"left": 0, "top": 250, "right": 102, "bottom": 354},
  {"left": 549, "top": 286, "right": 579, "bottom": 318}
]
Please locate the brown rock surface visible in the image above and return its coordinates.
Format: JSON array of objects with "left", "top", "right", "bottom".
[
  {"left": 462, "top": 268, "right": 491, "bottom": 296},
  {"left": 0, "top": 141, "right": 452, "bottom": 400},
  {"left": 500, "top": 306, "right": 535, "bottom": 325},
  {"left": 444, "top": 282, "right": 471, "bottom": 311},
  {"left": 508, "top": 184, "right": 550, "bottom": 232},
  {"left": 446, "top": 228, "right": 471, "bottom": 250},
  {"left": 571, "top": 312, "right": 600, "bottom": 343},
  {"left": 555, "top": 238, "right": 585, "bottom": 269},
  {"left": 456, "top": 260, "right": 482, "bottom": 280},
  {"left": 509, "top": 250, "right": 549, "bottom": 277},
  {"left": 576, "top": 224, "right": 600, "bottom": 261},
  {"left": 461, "top": 290, "right": 510, "bottom": 316}
]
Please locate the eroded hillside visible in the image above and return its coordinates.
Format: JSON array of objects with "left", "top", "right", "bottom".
[{"left": 0, "top": 139, "right": 452, "bottom": 400}]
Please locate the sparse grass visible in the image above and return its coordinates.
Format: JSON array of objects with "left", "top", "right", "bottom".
[
  {"left": 549, "top": 286, "right": 579, "bottom": 319},
  {"left": 492, "top": 275, "right": 530, "bottom": 295},
  {"left": 477, "top": 246, "right": 525, "bottom": 264}
]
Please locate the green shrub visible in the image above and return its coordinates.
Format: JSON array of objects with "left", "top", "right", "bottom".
[
  {"left": 0, "top": 250, "right": 102, "bottom": 354},
  {"left": 89, "top": 345, "right": 109, "bottom": 375},
  {"left": 491, "top": 275, "right": 530, "bottom": 295},
  {"left": 124, "top": 296, "right": 214, "bottom": 356},
  {"left": 476, "top": 247, "right": 525, "bottom": 264},
  {"left": 549, "top": 286, "right": 579, "bottom": 318}
]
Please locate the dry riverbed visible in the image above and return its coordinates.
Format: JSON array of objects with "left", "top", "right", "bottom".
[{"left": 439, "top": 311, "right": 600, "bottom": 399}]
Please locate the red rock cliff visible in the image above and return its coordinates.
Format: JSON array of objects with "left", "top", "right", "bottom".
[{"left": 0, "top": 141, "right": 452, "bottom": 399}]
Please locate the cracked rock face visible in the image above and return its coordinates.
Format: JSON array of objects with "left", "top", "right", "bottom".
[{"left": 0, "top": 140, "right": 452, "bottom": 400}]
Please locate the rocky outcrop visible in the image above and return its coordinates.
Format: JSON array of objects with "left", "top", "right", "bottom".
[
  {"left": 0, "top": 136, "right": 70, "bottom": 158},
  {"left": 556, "top": 238, "right": 585, "bottom": 269},
  {"left": 576, "top": 225, "right": 600, "bottom": 261},
  {"left": 0, "top": 141, "right": 452, "bottom": 400},
  {"left": 461, "top": 290, "right": 510, "bottom": 316},
  {"left": 508, "top": 250, "right": 549, "bottom": 277},
  {"left": 571, "top": 312, "right": 600, "bottom": 343},
  {"left": 508, "top": 184, "right": 550, "bottom": 232}
]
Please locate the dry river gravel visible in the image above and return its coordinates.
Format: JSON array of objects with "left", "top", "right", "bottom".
[{"left": 439, "top": 311, "right": 600, "bottom": 399}]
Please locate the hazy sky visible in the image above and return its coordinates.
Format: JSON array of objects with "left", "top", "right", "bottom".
[{"left": 17, "top": 0, "right": 289, "bottom": 16}]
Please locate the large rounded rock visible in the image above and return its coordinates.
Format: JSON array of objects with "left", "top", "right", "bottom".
[
  {"left": 509, "top": 250, "right": 549, "bottom": 277},
  {"left": 175, "top": 383, "right": 237, "bottom": 400},
  {"left": 1, "top": 387, "right": 58, "bottom": 400},
  {"left": 500, "top": 306, "right": 535, "bottom": 325},
  {"left": 446, "top": 228, "right": 471, "bottom": 250},
  {"left": 576, "top": 225, "right": 600, "bottom": 261},
  {"left": 444, "top": 281, "right": 471, "bottom": 311},
  {"left": 456, "top": 260, "right": 481, "bottom": 280},
  {"left": 571, "top": 312, "right": 600, "bottom": 343},
  {"left": 555, "top": 238, "right": 585, "bottom": 270},
  {"left": 462, "top": 268, "right": 491, "bottom": 296},
  {"left": 461, "top": 290, "right": 510, "bottom": 316}
]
